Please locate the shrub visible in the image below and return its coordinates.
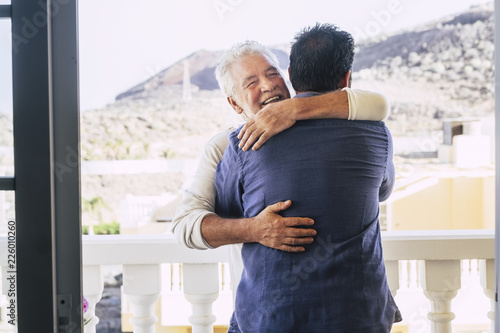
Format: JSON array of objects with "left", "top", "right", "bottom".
[{"left": 82, "top": 221, "right": 120, "bottom": 235}]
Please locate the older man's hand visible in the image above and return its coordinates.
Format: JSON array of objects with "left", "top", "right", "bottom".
[
  {"left": 238, "top": 99, "right": 296, "bottom": 151},
  {"left": 251, "top": 200, "right": 316, "bottom": 252}
]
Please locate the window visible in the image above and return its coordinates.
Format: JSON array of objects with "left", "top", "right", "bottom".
[
  {"left": 79, "top": 1, "right": 495, "bottom": 332},
  {"left": 0, "top": 17, "right": 14, "bottom": 236}
]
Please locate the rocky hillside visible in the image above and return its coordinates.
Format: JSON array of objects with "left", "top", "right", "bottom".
[
  {"left": 79, "top": 2, "right": 494, "bottom": 164},
  {"left": 76, "top": 2, "right": 494, "bottom": 224},
  {"left": 0, "top": 4, "right": 493, "bottom": 161},
  {"left": 352, "top": 3, "right": 494, "bottom": 135},
  {"left": 115, "top": 46, "right": 291, "bottom": 100},
  {"left": 81, "top": 89, "right": 240, "bottom": 161}
]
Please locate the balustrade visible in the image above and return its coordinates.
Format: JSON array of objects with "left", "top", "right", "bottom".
[
  {"left": 83, "top": 264, "right": 103, "bottom": 333},
  {"left": 383, "top": 230, "right": 495, "bottom": 333},
  {"left": 480, "top": 259, "right": 495, "bottom": 333},
  {"left": 0, "top": 230, "right": 494, "bottom": 332}
]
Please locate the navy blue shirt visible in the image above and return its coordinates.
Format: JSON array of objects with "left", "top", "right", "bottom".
[{"left": 215, "top": 98, "right": 398, "bottom": 332}]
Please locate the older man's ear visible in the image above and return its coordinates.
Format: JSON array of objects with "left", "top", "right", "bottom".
[{"left": 227, "top": 96, "right": 244, "bottom": 115}]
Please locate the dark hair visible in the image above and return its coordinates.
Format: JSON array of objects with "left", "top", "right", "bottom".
[{"left": 289, "top": 23, "right": 354, "bottom": 93}]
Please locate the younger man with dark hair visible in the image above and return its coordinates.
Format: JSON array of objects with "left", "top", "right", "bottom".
[{"left": 216, "top": 24, "right": 401, "bottom": 332}]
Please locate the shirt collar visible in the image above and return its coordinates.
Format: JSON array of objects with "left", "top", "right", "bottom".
[{"left": 294, "top": 92, "right": 322, "bottom": 98}]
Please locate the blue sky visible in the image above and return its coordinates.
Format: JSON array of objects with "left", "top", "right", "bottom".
[{"left": 0, "top": 0, "right": 493, "bottom": 112}]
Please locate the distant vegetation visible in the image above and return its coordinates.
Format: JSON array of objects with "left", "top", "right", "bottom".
[{"left": 82, "top": 221, "right": 120, "bottom": 235}]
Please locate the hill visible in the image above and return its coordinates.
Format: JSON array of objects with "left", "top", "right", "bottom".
[
  {"left": 80, "top": 2, "right": 494, "bottom": 163},
  {"left": 76, "top": 3, "right": 495, "bottom": 223}
]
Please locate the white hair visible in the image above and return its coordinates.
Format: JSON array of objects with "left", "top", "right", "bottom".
[{"left": 215, "top": 40, "right": 281, "bottom": 98}]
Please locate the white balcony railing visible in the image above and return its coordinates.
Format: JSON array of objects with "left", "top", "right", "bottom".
[{"left": 0, "top": 230, "right": 495, "bottom": 333}]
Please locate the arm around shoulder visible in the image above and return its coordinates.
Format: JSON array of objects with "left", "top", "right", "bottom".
[{"left": 343, "top": 88, "right": 390, "bottom": 121}]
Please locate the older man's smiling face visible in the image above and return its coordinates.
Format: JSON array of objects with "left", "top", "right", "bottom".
[{"left": 228, "top": 53, "right": 291, "bottom": 119}]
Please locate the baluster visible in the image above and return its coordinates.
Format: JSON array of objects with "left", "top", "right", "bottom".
[
  {"left": 420, "top": 260, "right": 461, "bottom": 333},
  {"left": 385, "top": 260, "right": 399, "bottom": 297},
  {"left": 409, "top": 260, "right": 418, "bottom": 289},
  {"left": 399, "top": 260, "right": 409, "bottom": 289},
  {"left": 123, "top": 264, "right": 161, "bottom": 333},
  {"left": 182, "top": 263, "right": 219, "bottom": 333},
  {"left": 480, "top": 259, "right": 495, "bottom": 332},
  {"left": 220, "top": 263, "right": 225, "bottom": 292},
  {"left": 83, "top": 265, "right": 103, "bottom": 333}
]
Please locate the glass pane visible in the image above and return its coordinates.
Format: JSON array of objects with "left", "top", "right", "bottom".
[
  {"left": 0, "top": 19, "right": 14, "bottom": 237},
  {"left": 78, "top": 0, "right": 494, "bottom": 235},
  {"left": 0, "top": 15, "right": 15, "bottom": 333},
  {"left": 79, "top": 0, "right": 242, "bottom": 239},
  {"left": 79, "top": 1, "right": 494, "bottom": 332},
  {"left": 376, "top": 1, "right": 495, "bottom": 232},
  {"left": 0, "top": 20, "right": 13, "bottom": 165}
]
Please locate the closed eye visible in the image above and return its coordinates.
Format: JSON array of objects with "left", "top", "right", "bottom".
[
  {"left": 266, "top": 67, "right": 280, "bottom": 78},
  {"left": 246, "top": 81, "right": 257, "bottom": 88}
]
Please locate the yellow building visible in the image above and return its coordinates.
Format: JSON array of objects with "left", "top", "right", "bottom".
[
  {"left": 384, "top": 118, "right": 494, "bottom": 232},
  {"left": 383, "top": 166, "right": 494, "bottom": 231}
]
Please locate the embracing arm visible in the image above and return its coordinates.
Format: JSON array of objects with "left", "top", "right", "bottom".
[
  {"left": 343, "top": 88, "right": 390, "bottom": 121},
  {"left": 171, "top": 130, "right": 316, "bottom": 252},
  {"left": 202, "top": 200, "right": 316, "bottom": 252},
  {"left": 238, "top": 88, "right": 390, "bottom": 151}
]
